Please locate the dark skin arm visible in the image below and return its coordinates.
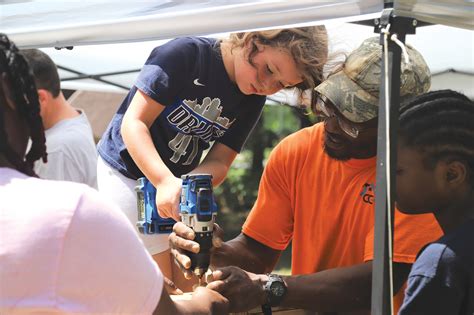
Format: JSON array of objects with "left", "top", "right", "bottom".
[
  {"left": 281, "top": 261, "right": 411, "bottom": 311},
  {"left": 170, "top": 223, "right": 412, "bottom": 312},
  {"left": 284, "top": 263, "right": 373, "bottom": 312},
  {"left": 212, "top": 232, "right": 282, "bottom": 273},
  {"left": 208, "top": 260, "right": 411, "bottom": 313}
]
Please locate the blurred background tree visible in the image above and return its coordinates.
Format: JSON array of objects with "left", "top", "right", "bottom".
[{"left": 215, "top": 102, "right": 317, "bottom": 272}]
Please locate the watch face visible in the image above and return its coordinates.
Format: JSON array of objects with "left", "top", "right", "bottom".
[{"left": 270, "top": 282, "right": 285, "bottom": 297}]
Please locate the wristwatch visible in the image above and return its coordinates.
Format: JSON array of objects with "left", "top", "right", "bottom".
[{"left": 261, "top": 273, "right": 287, "bottom": 314}]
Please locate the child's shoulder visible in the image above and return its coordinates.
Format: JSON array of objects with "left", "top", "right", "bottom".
[
  {"left": 438, "top": 219, "right": 474, "bottom": 258},
  {"left": 412, "top": 220, "right": 474, "bottom": 279},
  {"left": 149, "top": 36, "right": 217, "bottom": 60}
]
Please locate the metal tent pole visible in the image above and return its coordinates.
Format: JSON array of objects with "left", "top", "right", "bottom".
[{"left": 371, "top": 8, "right": 418, "bottom": 315}]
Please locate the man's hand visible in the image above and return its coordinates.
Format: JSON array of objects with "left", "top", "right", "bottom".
[
  {"left": 206, "top": 266, "right": 267, "bottom": 313},
  {"left": 169, "top": 222, "right": 224, "bottom": 279},
  {"left": 155, "top": 175, "right": 181, "bottom": 221}
]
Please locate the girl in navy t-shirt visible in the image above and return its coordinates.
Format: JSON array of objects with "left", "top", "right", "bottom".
[{"left": 97, "top": 27, "right": 328, "bottom": 289}]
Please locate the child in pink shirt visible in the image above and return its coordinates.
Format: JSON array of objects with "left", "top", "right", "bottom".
[{"left": 0, "top": 168, "right": 163, "bottom": 314}]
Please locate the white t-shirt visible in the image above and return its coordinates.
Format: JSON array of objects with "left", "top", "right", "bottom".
[
  {"left": 0, "top": 168, "right": 163, "bottom": 314},
  {"left": 34, "top": 110, "right": 98, "bottom": 189}
]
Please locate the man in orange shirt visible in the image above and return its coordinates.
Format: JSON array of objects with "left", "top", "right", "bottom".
[{"left": 170, "top": 37, "right": 443, "bottom": 313}]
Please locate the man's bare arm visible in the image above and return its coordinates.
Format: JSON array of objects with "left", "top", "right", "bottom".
[
  {"left": 208, "top": 261, "right": 412, "bottom": 312},
  {"left": 282, "top": 261, "right": 411, "bottom": 311}
]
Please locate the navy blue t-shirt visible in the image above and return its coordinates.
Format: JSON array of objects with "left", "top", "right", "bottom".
[
  {"left": 399, "top": 219, "right": 474, "bottom": 315},
  {"left": 98, "top": 37, "right": 266, "bottom": 179}
]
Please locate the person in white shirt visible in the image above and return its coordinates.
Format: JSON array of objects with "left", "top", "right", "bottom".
[{"left": 22, "top": 49, "right": 98, "bottom": 188}]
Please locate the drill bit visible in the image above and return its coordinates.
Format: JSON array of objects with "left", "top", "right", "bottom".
[{"left": 198, "top": 275, "right": 203, "bottom": 287}]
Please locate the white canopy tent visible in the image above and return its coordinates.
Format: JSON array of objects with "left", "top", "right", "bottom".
[
  {"left": 395, "top": 0, "right": 473, "bottom": 29},
  {"left": 1, "top": 1, "right": 473, "bottom": 314},
  {"left": 2, "top": 0, "right": 383, "bottom": 48},
  {"left": 2, "top": 1, "right": 472, "bottom": 104},
  {"left": 41, "top": 23, "right": 474, "bottom": 94}
]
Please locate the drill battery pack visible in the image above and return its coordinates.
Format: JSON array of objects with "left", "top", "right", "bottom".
[{"left": 135, "top": 177, "right": 176, "bottom": 234}]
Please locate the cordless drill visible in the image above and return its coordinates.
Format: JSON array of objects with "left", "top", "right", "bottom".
[
  {"left": 135, "top": 174, "right": 218, "bottom": 281},
  {"left": 179, "top": 174, "right": 218, "bottom": 281}
]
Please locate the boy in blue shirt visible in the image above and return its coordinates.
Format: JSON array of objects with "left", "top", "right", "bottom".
[{"left": 396, "top": 90, "right": 474, "bottom": 314}]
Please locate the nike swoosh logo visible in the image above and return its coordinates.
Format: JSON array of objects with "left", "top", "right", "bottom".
[{"left": 193, "top": 78, "right": 205, "bottom": 86}]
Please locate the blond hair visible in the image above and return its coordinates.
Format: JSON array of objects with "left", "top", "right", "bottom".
[{"left": 225, "top": 26, "right": 328, "bottom": 99}]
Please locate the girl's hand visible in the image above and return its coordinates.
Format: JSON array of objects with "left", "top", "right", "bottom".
[{"left": 155, "top": 175, "right": 182, "bottom": 221}]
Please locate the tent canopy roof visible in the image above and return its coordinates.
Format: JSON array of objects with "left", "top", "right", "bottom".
[
  {"left": 41, "top": 23, "right": 473, "bottom": 98},
  {"left": 2, "top": 0, "right": 471, "bottom": 50},
  {"left": 394, "top": 0, "right": 473, "bottom": 30},
  {"left": 2, "top": 0, "right": 384, "bottom": 48},
  {"left": 2, "top": 1, "right": 472, "bottom": 100}
]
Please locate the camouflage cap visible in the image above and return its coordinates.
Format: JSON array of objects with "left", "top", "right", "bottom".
[{"left": 315, "top": 36, "right": 431, "bottom": 123}]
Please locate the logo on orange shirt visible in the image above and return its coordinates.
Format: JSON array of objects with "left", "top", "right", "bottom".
[{"left": 360, "top": 183, "right": 375, "bottom": 204}]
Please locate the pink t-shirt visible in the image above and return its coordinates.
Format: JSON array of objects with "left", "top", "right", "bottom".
[{"left": 0, "top": 168, "right": 163, "bottom": 314}]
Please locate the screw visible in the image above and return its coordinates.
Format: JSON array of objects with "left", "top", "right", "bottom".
[
  {"left": 412, "top": 20, "right": 417, "bottom": 26},
  {"left": 374, "top": 19, "right": 380, "bottom": 25}
]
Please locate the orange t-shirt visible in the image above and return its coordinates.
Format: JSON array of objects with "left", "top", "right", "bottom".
[{"left": 242, "top": 123, "right": 442, "bottom": 311}]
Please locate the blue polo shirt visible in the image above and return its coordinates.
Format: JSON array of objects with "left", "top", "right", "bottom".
[{"left": 399, "top": 219, "right": 474, "bottom": 315}]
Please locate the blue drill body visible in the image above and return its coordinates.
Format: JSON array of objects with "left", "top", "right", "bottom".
[
  {"left": 180, "top": 174, "right": 217, "bottom": 278},
  {"left": 135, "top": 177, "right": 176, "bottom": 234},
  {"left": 135, "top": 174, "right": 217, "bottom": 277}
]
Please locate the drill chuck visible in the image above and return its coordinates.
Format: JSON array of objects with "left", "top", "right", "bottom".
[{"left": 189, "top": 231, "right": 213, "bottom": 277}]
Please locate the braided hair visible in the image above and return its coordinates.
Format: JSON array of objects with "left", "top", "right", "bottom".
[
  {"left": 0, "top": 33, "right": 47, "bottom": 176},
  {"left": 399, "top": 90, "right": 474, "bottom": 187}
]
